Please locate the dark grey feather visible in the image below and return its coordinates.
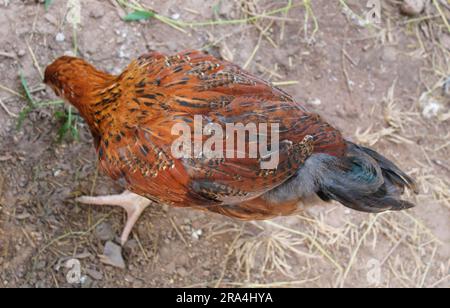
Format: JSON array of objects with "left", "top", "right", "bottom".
[{"left": 263, "top": 141, "right": 416, "bottom": 213}]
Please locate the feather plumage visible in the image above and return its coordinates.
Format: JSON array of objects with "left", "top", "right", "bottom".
[{"left": 44, "top": 50, "right": 416, "bottom": 221}]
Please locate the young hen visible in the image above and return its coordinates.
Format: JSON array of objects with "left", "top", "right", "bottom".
[{"left": 44, "top": 50, "right": 417, "bottom": 245}]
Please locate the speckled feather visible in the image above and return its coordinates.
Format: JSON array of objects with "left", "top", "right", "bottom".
[{"left": 44, "top": 50, "right": 349, "bottom": 219}]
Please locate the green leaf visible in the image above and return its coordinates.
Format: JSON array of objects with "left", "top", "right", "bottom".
[
  {"left": 123, "top": 10, "right": 155, "bottom": 21},
  {"left": 70, "top": 124, "right": 80, "bottom": 140},
  {"left": 17, "top": 72, "right": 36, "bottom": 129},
  {"left": 19, "top": 72, "right": 36, "bottom": 106},
  {"left": 54, "top": 110, "right": 66, "bottom": 119},
  {"left": 44, "top": 0, "right": 53, "bottom": 10},
  {"left": 16, "top": 72, "right": 69, "bottom": 133},
  {"left": 56, "top": 106, "right": 79, "bottom": 142}
]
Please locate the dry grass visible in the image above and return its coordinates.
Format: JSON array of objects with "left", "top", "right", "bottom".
[
  {"left": 223, "top": 207, "right": 447, "bottom": 287},
  {"left": 417, "top": 174, "right": 450, "bottom": 209},
  {"left": 234, "top": 230, "right": 294, "bottom": 279},
  {"left": 1, "top": 0, "right": 448, "bottom": 288},
  {"left": 355, "top": 81, "right": 417, "bottom": 146}
]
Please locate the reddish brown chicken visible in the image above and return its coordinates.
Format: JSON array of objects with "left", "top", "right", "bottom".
[{"left": 44, "top": 50, "right": 417, "bottom": 245}]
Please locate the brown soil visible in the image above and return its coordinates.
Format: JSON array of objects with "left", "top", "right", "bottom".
[{"left": 0, "top": 0, "right": 449, "bottom": 288}]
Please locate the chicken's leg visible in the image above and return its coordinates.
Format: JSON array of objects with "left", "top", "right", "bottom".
[{"left": 76, "top": 191, "right": 151, "bottom": 245}]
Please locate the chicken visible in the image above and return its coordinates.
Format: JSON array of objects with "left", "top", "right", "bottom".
[{"left": 44, "top": 50, "right": 417, "bottom": 245}]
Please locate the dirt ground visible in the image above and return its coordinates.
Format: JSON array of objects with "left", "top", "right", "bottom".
[{"left": 0, "top": 0, "right": 449, "bottom": 288}]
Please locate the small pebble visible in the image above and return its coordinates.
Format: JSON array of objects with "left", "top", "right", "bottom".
[
  {"left": 17, "top": 49, "right": 26, "bottom": 57},
  {"left": 420, "top": 93, "right": 444, "bottom": 119},
  {"left": 308, "top": 98, "right": 322, "bottom": 106},
  {"left": 422, "top": 100, "right": 443, "bottom": 119},
  {"left": 63, "top": 50, "right": 76, "bottom": 57},
  {"left": 400, "top": 0, "right": 425, "bottom": 17},
  {"left": 99, "top": 241, "right": 126, "bottom": 269},
  {"left": 191, "top": 229, "right": 203, "bottom": 241},
  {"left": 90, "top": 8, "right": 105, "bottom": 19},
  {"left": 55, "top": 32, "right": 65, "bottom": 43},
  {"left": 80, "top": 276, "right": 94, "bottom": 288}
]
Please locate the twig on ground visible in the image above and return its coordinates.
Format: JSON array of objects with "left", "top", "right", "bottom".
[{"left": 0, "top": 98, "right": 17, "bottom": 118}]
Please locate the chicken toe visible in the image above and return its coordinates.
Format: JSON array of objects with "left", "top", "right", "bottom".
[{"left": 75, "top": 191, "right": 151, "bottom": 245}]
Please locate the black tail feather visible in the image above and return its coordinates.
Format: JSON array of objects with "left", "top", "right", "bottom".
[
  {"left": 316, "top": 142, "right": 417, "bottom": 213},
  {"left": 351, "top": 142, "right": 418, "bottom": 195}
]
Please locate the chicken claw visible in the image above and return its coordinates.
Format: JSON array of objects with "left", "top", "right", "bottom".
[{"left": 76, "top": 191, "right": 151, "bottom": 245}]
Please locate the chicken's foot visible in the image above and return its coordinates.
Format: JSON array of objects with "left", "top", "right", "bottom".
[{"left": 76, "top": 191, "right": 151, "bottom": 245}]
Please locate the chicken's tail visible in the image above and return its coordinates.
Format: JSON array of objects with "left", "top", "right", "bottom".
[{"left": 295, "top": 141, "right": 418, "bottom": 213}]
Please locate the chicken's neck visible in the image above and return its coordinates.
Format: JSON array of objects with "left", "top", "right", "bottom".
[{"left": 66, "top": 74, "right": 119, "bottom": 136}]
